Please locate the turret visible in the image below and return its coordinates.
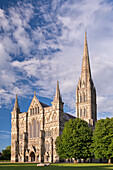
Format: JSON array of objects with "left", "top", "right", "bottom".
[
  {"left": 13, "top": 94, "right": 20, "bottom": 113},
  {"left": 11, "top": 94, "right": 20, "bottom": 162},
  {"left": 52, "top": 81, "right": 64, "bottom": 111},
  {"left": 54, "top": 81, "right": 62, "bottom": 102}
]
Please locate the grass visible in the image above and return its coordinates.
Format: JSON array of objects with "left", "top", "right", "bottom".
[{"left": 0, "top": 163, "right": 113, "bottom": 170}]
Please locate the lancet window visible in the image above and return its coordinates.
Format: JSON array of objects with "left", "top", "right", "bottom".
[
  {"left": 84, "top": 107, "right": 86, "bottom": 117},
  {"left": 33, "top": 119, "right": 36, "bottom": 138},
  {"left": 80, "top": 95, "right": 82, "bottom": 102},
  {"left": 45, "top": 142, "right": 50, "bottom": 152},
  {"left": 80, "top": 108, "right": 82, "bottom": 117},
  {"left": 30, "top": 107, "right": 40, "bottom": 115},
  {"left": 83, "top": 93, "right": 86, "bottom": 102},
  {"left": 33, "top": 108, "right": 34, "bottom": 115},
  {"left": 30, "top": 108, "right": 32, "bottom": 115},
  {"left": 37, "top": 122, "right": 40, "bottom": 137},
  {"left": 29, "top": 123, "right": 32, "bottom": 138},
  {"left": 19, "top": 145, "right": 22, "bottom": 154},
  {"left": 35, "top": 107, "right": 37, "bottom": 114}
]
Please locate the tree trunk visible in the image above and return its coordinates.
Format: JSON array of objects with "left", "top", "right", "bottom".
[
  {"left": 100, "top": 158, "right": 102, "bottom": 163},
  {"left": 108, "top": 158, "right": 111, "bottom": 164},
  {"left": 90, "top": 158, "right": 92, "bottom": 163},
  {"left": 74, "top": 158, "right": 77, "bottom": 163}
]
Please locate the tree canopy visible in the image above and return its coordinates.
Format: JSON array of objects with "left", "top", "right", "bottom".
[
  {"left": 0, "top": 146, "right": 11, "bottom": 160},
  {"left": 55, "top": 118, "right": 93, "bottom": 160},
  {"left": 92, "top": 117, "right": 113, "bottom": 163}
]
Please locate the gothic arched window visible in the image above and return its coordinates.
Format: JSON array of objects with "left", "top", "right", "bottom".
[
  {"left": 33, "top": 108, "right": 34, "bottom": 115},
  {"left": 83, "top": 93, "right": 85, "bottom": 102},
  {"left": 45, "top": 141, "right": 50, "bottom": 152},
  {"left": 30, "top": 108, "right": 32, "bottom": 115},
  {"left": 38, "top": 107, "right": 39, "bottom": 113},
  {"left": 79, "top": 94, "right": 81, "bottom": 103},
  {"left": 29, "top": 123, "right": 32, "bottom": 138},
  {"left": 19, "top": 145, "right": 22, "bottom": 154},
  {"left": 33, "top": 119, "right": 36, "bottom": 138},
  {"left": 35, "top": 107, "right": 37, "bottom": 114},
  {"left": 83, "top": 108, "right": 86, "bottom": 117},
  {"left": 37, "top": 122, "right": 40, "bottom": 137},
  {"left": 84, "top": 93, "right": 86, "bottom": 102}
]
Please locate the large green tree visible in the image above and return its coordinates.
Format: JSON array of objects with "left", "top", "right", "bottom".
[
  {"left": 92, "top": 117, "right": 113, "bottom": 163},
  {"left": 55, "top": 118, "right": 93, "bottom": 160},
  {"left": 1, "top": 146, "right": 11, "bottom": 160}
]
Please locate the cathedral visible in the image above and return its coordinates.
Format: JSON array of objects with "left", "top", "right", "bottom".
[{"left": 11, "top": 32, "right": 97, "bottom": 163}]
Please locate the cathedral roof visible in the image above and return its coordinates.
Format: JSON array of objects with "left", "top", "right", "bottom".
[{"left": 40, "top": 102, "right": 50, "bottom": 108}]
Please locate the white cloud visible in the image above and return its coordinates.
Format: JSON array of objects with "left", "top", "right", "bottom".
[
  {"left": 0, "top": 131, "right": 10, "bottom": 139},
  {"left": 0, "top": 130, "right": 10, "bottom": 134},
  {"left": 0, "top": 0, "right": 113, "bottom": 118}
]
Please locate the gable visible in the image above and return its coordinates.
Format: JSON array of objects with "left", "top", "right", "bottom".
[{"left": 28, "top": 95, "right": 43, "bottom": 114}]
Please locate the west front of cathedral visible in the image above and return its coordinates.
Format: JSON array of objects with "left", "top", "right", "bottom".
[{"left": 11, "top": 32, "right": 97, "bottom": 163}]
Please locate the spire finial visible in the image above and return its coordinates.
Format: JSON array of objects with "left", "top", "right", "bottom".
[
  {"left": 84, "top": 31, "right": 88, "bottom": 50},
  {"left": 16, "top": 94, "right": 17, "bottom": 100},
  {"left": 57, "top": 80, "right": 59, "bottom": 86},
  {"left": 85, "top": 30, "right": 87, "bottom": 36},
  {"left": 34, "top": 91, "right": 36, "bottom": 96}
]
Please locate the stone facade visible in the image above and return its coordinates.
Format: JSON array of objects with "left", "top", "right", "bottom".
[
  {"left": 11, "top": 32, "right": 97, "bottom": 163},
  {"left": 76, "top": 32, "right": 97, "bottom": 127},
  {"left": 11, "top": 81, "right": 75, "bottom": 163}
]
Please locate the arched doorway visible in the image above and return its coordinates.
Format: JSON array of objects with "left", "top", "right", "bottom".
[
  {"left": 25, "top": 156, "right": 28, "bottom": 162},
  {"left": 30, "top": 152, "right": 35, "bottom": 162},
  {"left": 37, "top": 155, "right": 39, "bottom": 162}
]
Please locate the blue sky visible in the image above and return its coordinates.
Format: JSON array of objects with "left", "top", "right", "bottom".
[{"left": 0, "top": 0, "right": 113, "bottom": 152}]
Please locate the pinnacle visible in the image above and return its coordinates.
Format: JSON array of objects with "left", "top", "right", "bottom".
[
  {"left": 54, "top": 81, "right": 62, "bottom": 102},
  {"left": 13, "top": 94, "right": 20, "bottom": 112}
]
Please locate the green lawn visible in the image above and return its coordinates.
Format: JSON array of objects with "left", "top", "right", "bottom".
[{"left": 0, "top": 163, "right": 113, "bottom": 170}]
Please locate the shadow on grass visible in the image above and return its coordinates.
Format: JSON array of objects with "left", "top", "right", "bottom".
[
  {"left": 0, "top": 164, "right": 113, "bottom": 170},
  {"left": 51, "top": 165, "right": 113, "bottom": 170}
]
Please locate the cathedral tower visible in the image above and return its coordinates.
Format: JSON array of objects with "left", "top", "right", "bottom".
[{"left": 76, "top": 32, "right": 97, "bottom": 127}]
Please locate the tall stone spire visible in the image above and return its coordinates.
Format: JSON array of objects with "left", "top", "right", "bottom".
[
  {"left": 76, "top": 32, "right": 97, "bottom": 127},
  {"left": 54, "top": 81, "right": 62, "bottom": 102},
  {"left": 81, "top": 32, "right": 91, "bottom": 85},
  {"left": 13, "top": 94, "right": 20, "bottom": 112}
]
